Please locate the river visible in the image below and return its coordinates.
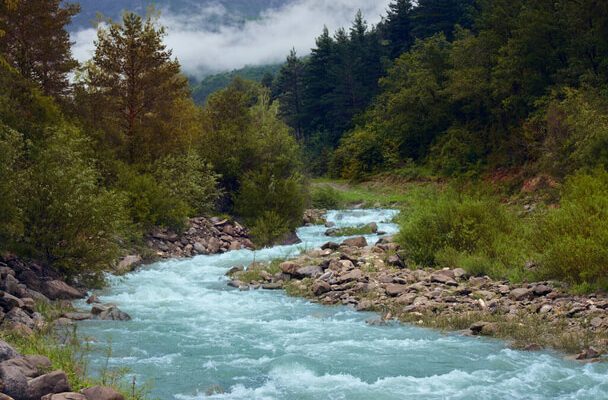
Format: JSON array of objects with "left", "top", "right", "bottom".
[{"left": 77, "top": 209, "right": 608, "bottom": 399}]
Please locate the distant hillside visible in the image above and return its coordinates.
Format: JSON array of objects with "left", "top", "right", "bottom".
[
  {"left": 70, "top": 0, "right": 291, "bottom": 30},
  {"left": 191, "top": 64, "right": 281, "bottom": 104}
]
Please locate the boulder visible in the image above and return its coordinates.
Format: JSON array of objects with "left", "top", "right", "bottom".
[
  {"left": 295, "top": 266, "right": 323, "bottom": 279},
  {"left": 342, "top": 237, "right": 367, "bottom": 248},
  {"left": 386, "top": 255, "right": 405, "bottom": 269},
  {"left": 0, "top": 340, "right": 19, "bottom": 362},
  {"left": 509, "top": 288, "right": 533, "bottom": 301},
  {"left": 90, "top": 305, "right": 131, "bottom": 321},
  {"left": 0, "top": 355, "right": 51, "bottom": 379},
  {"left": 384, "top": 284, "right": 408, "bottom": 297},
  {"left": 0, "top": 394, "right": 15, "bottom": 400},
  {"left": 0, "top": 362, "right": 28, "bottom": 400},
  {"left": 430, "top": 273, "right": 458, "bottom": 286},
  {"left": 81, "top": 386, "right": 125, "bottom": 400},
  {"left": 26, "top": 371, "right": 71, "bottom": 400},
  {"left": 453, "top": 268, "right": 468, "bottom": 280},
  {"left": 42, "top": 393, "right": 87, "bottom": 400},
  {"left": 4, "top": 308, "right": 35, "bottom": 329},
  {"left": 116, "top": 255, "right": 142, "bottom": 274},
  {"left": 532, "top": 284, "right": 552, "bottom": 297},
  {"left": 0, "top": 292, "right": 24, "bottom": 312},
  {"left": 321, "top": 242, "right": 340, "bottom": 251},
  {"left": 576, "top": 347, "right": 601, "bottom": 360},
  {"left": 337, "top": 269, "right": 363, "bottom": 283},
  {"left": 279, "top": 262, "right": 301, "bottom": 276},
  {"left": 312, "top": 280, "right": 331, "bottom": 296},
  {"left": 206, "top": 238, "right": 222, "bottom": 253},
  {"left": 41, "top": 281, "right": 84, "bottom": 300},
  {"left": 366, "top": 222, "right": 378, "bottom": 233}
]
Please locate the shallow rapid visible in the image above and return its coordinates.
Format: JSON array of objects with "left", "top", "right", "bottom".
[{"left": 78, "top": 209, "right": 608, "bottom": 400}]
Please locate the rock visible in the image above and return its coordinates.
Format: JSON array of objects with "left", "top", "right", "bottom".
[
  {"left": 81, "top": 386, "right": 125, "bottom": 400},
  {"left": 384, "top": 283, "right": 408, "bottom": 297},
  {"left": 279, "top": 262, "right": 301, "bottom": 276},
  {"left": 337, "top": 269, "right": 363, "bottom": 283},
  {"left": 1, "top": 355, "right": 52, "bottom": 379},
  {"left": 0, "top": 394, "right": 15, "bottom": 400},
  {"left": 539, "top": 304, "right": 553, "bottom": 314},
  {"left": 41, "top": 281, "right": 84, "bottom": 300},
  {"left": 62, "top": 313, "right": 91, "bottom": 321},
  {"left": 225, "top": 266, "right": 244, "bottom": 276},
  {"left": 4, "top": 308, "right": 35, "bottom": 329},
  {"left": 296, "top": 266, "right": 323, "bottom": 279},
  {"left": 42, "top": 393, "right": 87, "bottom": 400},
  {"left": 91, "top": 305, "right": 131, "bottom": 321},
  {"left": 0, "top": 362, "right": 28, "bottom": 399},
  {"left": 312, "top": 280, "right": 331, "bottom": 296},
  {"left": 27, "top": 371, "right": 71, "bottom": 400},
  {"left": 116, "top": 255, "right": 142, "bottom": 274},
  {"left": 470, "top": 321, "right": 498, "bottom": 336},
  {"left": 532, "top": 284, "right": 552, "bottom": 297},
  {"left": 386, "top": 255, "right": 405, "bottom": 269},
  {"left": 207, "top": 237, "right": 222, "bottom": 253},
  {"left": 590, "top": 317, "right": 604, "bottom": 329},
  {"left": 0, "top": 340, "right": 19, "bottom": 362},
  {"left": 86, "top": 295, "right": 100, "bottom": 304},
  {"left": 430, "top": 273, "right": 458, "bottom": 286},
  {"left": 261, "top": 283, "right": 282, "bottom": 290},
  {"left": 509, "top": 288, "right": 533, "bottom": 301},
  {"left": 576, "top": 347, "right": 601, "bottom": 360},
  {"left": 193, "top": 242, "right": 207, "bottom": 254},
  {"left": 453, "top": 268, "right": 468, "bottom": 280},
  {"left": 321, "top": 242, "right": 340, "bottom": 250},
  {"left": 0, "top": 291, "right": 24, "bottom": 312},
  {"left": 342, "top": 237, "right": 367, "bottom": 248},
  {"left": 277, "top": 231, "right": 301, "bottom": 246}
]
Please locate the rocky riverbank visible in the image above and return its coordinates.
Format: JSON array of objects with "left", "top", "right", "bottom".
[
  {"left": 227, "top": 235, "right": 608, "bottom": 360},
  {"left": 0, "top": 256, "right": 130, "bottom": 399}
]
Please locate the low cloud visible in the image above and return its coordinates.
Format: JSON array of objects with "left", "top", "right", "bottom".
[{"left": 71, "top": 0, "right": 391, "bottom": 78}]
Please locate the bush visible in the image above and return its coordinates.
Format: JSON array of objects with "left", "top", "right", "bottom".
[
  {"left": 429, "top": 125, "right": 484, "bottom": 176},
  {"left": 0, "top": 124, "right": 23, "bottom": 248},
  {"left": 23, "top": 127, "right": 130, "bottom": 275},
  {"left": 152, "top": 151, "right": 220, "bottom": 215},
  {"left": 116, "top": 165, "right": 190, "bottom": 232},
  {"left": 235, "top": 168, "right": 306, "bottom": 231},
  {"left": 535, "top": 169, "right": 608, "bottom": 290},
  {"left": 311, "top": 185, "right": 343, "bottom": 209},
  {"left": 249, "top": 211, "right": 290, "bottom": 248},
  {"left": 397, "top": 188, "right": 526, "bottom": 275}
]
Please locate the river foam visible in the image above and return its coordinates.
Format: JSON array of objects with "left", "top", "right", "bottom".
[{"left": 77, "top": 209, "right": 608, "bottom": 399}]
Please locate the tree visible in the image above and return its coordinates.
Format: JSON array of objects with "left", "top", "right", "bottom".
[
  {"left": 275, "top": 48, "right": 305, "bottom": 139},
  {"left": 84, "top": 12, "right": 191, "bottom": 163},
  {"left": 0, "top": 124, "right": 23, "bottom": 249},
  {"left": 381, "top": 0, "right": 414, "bottom": 59},
  {"left": 410, "top": 0, "right": 476, "bottom": 40},
  {"left": 0, "top": 0, "right": 79, "bottom": 97}
]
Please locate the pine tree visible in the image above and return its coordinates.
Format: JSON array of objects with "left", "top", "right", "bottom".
[
  {"left": 84, "top": 12, "right": 190, "bottom": 163},
  {"left": 410, "top": 0, "right": 476, "bottom": 40},
  {"left": 0, "top": 0, "right": 79, "bottom": 97},
  {"left": 275, "top": 48, "right": 305, "bottom": 140},
  {"left": 381, "top": 0, "right": 414, "bottom": 59},
  {"left": 302, "top": 26, "right": 335, "bottom": 135}
]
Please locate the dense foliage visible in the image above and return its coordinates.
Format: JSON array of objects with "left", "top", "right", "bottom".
[{"left": 0, "top": 6, "right": 306, "bottom": 274}]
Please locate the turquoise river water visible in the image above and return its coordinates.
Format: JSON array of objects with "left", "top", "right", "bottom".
[{"left": 77, "top": 209, "right": 608, "bottom": 399}]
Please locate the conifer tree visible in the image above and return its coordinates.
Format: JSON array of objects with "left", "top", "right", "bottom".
[
  {"left": 0, "top": 0, "right": 79, "bottom": 97},
  {"left": 275, "top": 48, "right": 305, "bottom": 140},
  {"left": 382, "top": 0, "right": 414, "bottom": 59}
]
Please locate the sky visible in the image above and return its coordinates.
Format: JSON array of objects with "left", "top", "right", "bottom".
[{"left": 71, "top": 0, "right": 392, "bottom": 78}]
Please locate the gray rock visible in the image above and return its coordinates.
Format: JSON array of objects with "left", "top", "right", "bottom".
[
  {"left": 430, "top": 273, "right": 458, "bottom": 286},
  {"left": 342, "top": 237, "right": 367, "bottom": 248},
  {"left": 0, "top": 340, "right": 19, "bottom": 362},
  {"left": 321, "top": 242, "right": 340, "bottom": 250},
  {"left": 26, "top": 370, "right": 71, "bottom": 400},
  {"left": 509, "top": 288, "right": 533, "bottom": 301},
  {"left": 337, "top": 269, "right": 363, "bottom": 283},
  {"left": 81, "top": 385, "right": 125, "bottom": 400},
  {"left": 384, "top": 283, "right": 408, "bottom": 297},
  {"left": 532, "top": 284, "right": 552, "bottom": 296},
  {"left": 0, "top": 362, "right": 28, "bottom": 399},
  {"left": 386, "top": 255, "right": 405, "bottom": 269},
  {"left": 42, "top": 393, "right": 87, "bottom": 400},
  {"left": 295, "top": 266, "right": 323, "bottom": 278},
  {"left": 312, "top": 280, "right": 331, "bottom": 296},
  {"left": 0, "top": 291, "right": 24, "bottom": 312},
  {"left": 4, "top": 307, "right": 35, "bottom": 329},
  {"left": 116, "top": 255, "right": 142, "bottom": 274},
  {"left": 1, "top": 355, "right": 52, "bottom": 378},
  {"left": 279, "top": 262, "right": 301, "bottom": 275},
  {"left": 193, "top": 242, "right": 207, "bottom": 254},
  {"left": 91, "top": 305, "right": 131, "bottom": 321},
  {"left": 41, "top": 280, "right": 84, "bottom": 300}
]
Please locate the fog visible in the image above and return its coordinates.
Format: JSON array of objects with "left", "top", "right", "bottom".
[{"left": 71, "top": 0, "right": 391, "bottom": 77}]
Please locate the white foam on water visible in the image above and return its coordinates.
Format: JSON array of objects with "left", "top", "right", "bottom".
[{"left": 77, "top": 209, "right": 608, "bottom": 399}]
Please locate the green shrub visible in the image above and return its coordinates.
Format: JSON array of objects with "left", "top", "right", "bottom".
[
  {"left": 152, "top": 151, "right": 220, "bottom": 215},
  {"left": 22, "top": 126, "right": 130, "bottom": 275},
  {"left": 311, "top": 185, "right": 343, "bottom": 209},
  {"left": 235, "top": 168, "right": 306, "bottom": 231},
  {"left": 249, "top": 211, "right": 290, "bottom": 248},
  {"left": 116, "top": 166, "right": 190, "bottom": 232},
  {"left": 398, "top": 188, "right": 526, "bottom": 277},
  {"left": 535, "top": 169, "right": 608, "bottom": 290},
  {"left": 0, "top": 124, "right": 23, "bottom": 248},
  {"left": 429, "top": 125, "right": 484, "bottom": 176}
]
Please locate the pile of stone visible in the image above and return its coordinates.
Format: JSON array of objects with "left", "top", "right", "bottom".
[
  {"left": 144, "top": 217, "right": 254, "bottom": 261},
  {"left": 0, "top": 257, "right": 85, "bottom": 335},
  {"left": 227, "top": 235, "right": 608, "bottom": 358},
  {"left": 0, "top": 341, "right": 124, "bottom": 400}
]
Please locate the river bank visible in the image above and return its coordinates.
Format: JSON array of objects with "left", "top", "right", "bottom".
[{"left": 228, "top": 232, "right": 608, "bottom": 359}]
